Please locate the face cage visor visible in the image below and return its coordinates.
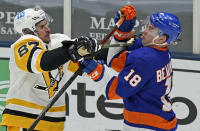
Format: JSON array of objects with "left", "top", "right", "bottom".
[
  {"left": 140, "top": 16, "right": 168, "bottom": 47},
  {"left": 141, "top": 16, "right": 162, "bottom": 36}
]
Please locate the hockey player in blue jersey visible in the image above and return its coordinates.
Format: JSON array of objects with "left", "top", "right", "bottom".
[{"left": 80, "top": 5, "right": 181, "bottom": 131}]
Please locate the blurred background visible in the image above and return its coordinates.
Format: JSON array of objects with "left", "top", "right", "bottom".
[{"left": 0, "top": 0, "right": 198, "bottom": 60}]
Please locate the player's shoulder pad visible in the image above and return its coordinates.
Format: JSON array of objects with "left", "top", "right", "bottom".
[
  {"left": 49, "top": 33, "right": 71, "bottom": 49},
  {"left": 128, "top": 47, "right": 157, "bottom": 65},
  {"left": 50, "top": 33, "right": 71, "bottom": 41},
  {"left": 12, "top": 34, "right": 47, "bottom": 73},
  {"left": 12, "top": 34, "right": 45, "bottom": 49}
]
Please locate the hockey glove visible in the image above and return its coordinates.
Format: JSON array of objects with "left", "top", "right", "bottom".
[
  {"left": 81, "top": 59, "right": 105, "bottom": 81},
  {"left": 63, "top": 36, "right": 101, "bottom": 62},
  {"left": 114, "top": 5, "right": 137, "bottom": 42}
]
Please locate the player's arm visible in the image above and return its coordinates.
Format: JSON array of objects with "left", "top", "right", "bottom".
[
  {"left": 13, "top": 38, "right": 70, "bottom": 73},
  {"left": 81, "top": 59, "right": 122, "bottom": 100},
  {"left": 81, "top": 59, "right": 122, "bottom": 99},
  {"left": 40, "top": 44, "right": 72, "bottom": 71},
  {"left": 108, "top": 39, "right": 144, "bottom": 73},
  {"left": 81, "top": 55, "right": 151, "bottom": 99},
  {"left": 42, "top": 36, "right": 100, "bottom": 71},
  {"left": 14, "top": 37, "right": 99, "bottom": 73},
  {"left": 41, "top": 36, "right": 100, "bottom": 71},
  {"left": 107, "top": 5, "right": 137, "bottom": 64}
]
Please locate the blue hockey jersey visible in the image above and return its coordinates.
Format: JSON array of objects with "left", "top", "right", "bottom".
[{"left": 105, "top": 38, "right": 177, "bottom": 131}]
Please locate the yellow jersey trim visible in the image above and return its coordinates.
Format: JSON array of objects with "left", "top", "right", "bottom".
[
  {"left": 6, "top": 98, "right": 66, "bottom": 112},
  {"left": 1, "top": 114, "right": 64, "bottom": 131}
]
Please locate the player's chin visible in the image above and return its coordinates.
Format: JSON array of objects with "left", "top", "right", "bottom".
[
  {"left": 45, "top": 35, "right": 51, "bottom": 43},
  {"left": 141, "top": 35, "right": 145, "bottom": 40},
  {"left": 44, "top": 37, "right": 51, "bottom": 44},
  {"left": 141, "top": 39, "right": 147, "bottom": 44}
]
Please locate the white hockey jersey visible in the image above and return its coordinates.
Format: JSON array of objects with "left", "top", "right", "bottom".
[{"left": 1, "top": 33, "right": 72, "bottom": 131}]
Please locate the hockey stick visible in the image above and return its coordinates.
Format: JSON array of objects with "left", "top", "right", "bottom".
[
  {"left": 101, "top": 38, "right": 182, "bottom": 48},
  {"left": 101, "top": 42, "right": 133, "bottom": 48},
  {"left": 101, "top": 15, "right": 125, "bottom": 45},
  {"left": 28, "top": 14, "right": 125, "bottom": 131},
  {"left": 28, "top": 65, "right": 83, "bottom": 131}
]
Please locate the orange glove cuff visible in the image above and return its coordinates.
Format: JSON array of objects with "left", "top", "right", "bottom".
[
  {"left": 114, "top": 29, "right": 134, "bottom": 41},
  {"left": 88, "top": 63, "right": 103, "bottom": 81}
]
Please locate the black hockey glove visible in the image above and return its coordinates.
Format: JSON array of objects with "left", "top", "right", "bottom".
[{"left": 62, "top": 36, "right": 100, "bottom": 63}]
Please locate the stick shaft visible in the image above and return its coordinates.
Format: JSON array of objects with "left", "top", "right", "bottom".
[
  {"left": 28, "top": 66, "right": 83, "bottom": 131},
  {"left": 102, "top": 43, "right": 133, "bottom": 48},
  {"left": 28, "top": 13, "right": 126, "bottom": 131},
  {"left": 101, "top": 16, "right": 125, "bottom": 45}
]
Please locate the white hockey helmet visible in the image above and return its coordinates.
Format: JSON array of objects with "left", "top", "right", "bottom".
[{"left": 14, "top": 8, "right": 52, "bottom": 35}]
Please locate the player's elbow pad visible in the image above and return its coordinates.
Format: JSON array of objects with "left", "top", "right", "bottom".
[{"left": 40, "top": 47, "right": 70, "bottom": 71}]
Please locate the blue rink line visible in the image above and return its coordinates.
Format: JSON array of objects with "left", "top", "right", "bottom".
[
  {"left": 171, "top": 52, "right": 200, "bottom": 61},
  {"left": 0, "top": 42, "right": 12, "bottom": 47}
]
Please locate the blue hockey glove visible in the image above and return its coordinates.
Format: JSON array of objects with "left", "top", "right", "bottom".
[
  {"left": 114, "top": 5, "right": 137, "bottom": 42},
  {"left": 81, "top": 59, "right": 105, "bottom": 81}
]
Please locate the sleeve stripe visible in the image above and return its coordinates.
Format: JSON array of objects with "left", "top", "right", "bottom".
[
  {"left": 35, "top": 50, "right": 46, "bottom": 72},
  {"left": 110, "top": 50, "right": 127, "bottom": 72},
  {"left": 33, "top": 49, "right": 46, "bottom": 73},
  {"left": 106, "top": 76, "right": 122, "bottom": 100},
  {"left": 27, "top": 47, "right": 40, "bottom": 73},
  {"left": 124, "top": 108, "right": 177, "bottom": 130}
]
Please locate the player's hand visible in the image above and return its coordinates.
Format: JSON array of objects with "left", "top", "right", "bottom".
[
  {"left": 63, "top": 36, "right": 101, "bottom": 62},
  {"left": 114, "top": 5, "right": 137, "bottom": 42},
  {"left": 81, "top": 59, "right": 104, "bottom": 81},
  {"left": 76, "top": 36, "right": 100, "bottom": 57}
]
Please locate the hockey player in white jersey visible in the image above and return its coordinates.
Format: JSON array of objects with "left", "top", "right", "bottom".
[{"left": 0, "top": 8, "right": 100, "bottom": 131}]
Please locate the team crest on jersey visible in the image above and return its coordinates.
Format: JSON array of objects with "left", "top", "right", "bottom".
[
  {"left": 45, "top": 65, "right": 64, "bottom": 98},
  {"left": 34, "top": 65, "right": 64, "bottom": 99},
  {"left": 34, "top": 8, "right": 40, "bottom": 11}
]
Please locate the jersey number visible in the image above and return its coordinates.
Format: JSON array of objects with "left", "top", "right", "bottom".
[
  {"left": 124, "top": 69, "right": 141, "bottom": 87},
  {"left": 161, "top": 76, "right": 172, "bottom": 112},
  {"left": 18, "top": 42, "right": 39, "bottom": 57}
]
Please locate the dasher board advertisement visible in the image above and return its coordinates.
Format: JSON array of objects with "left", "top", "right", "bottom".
[
  {"left": 0, "top": 59, "right": 199, "bottom": 131},
  {"left": 0, "top": 59, "right": 9, "bottom": 131},
  {"left": 0, "top": 0, "right": 64, "bottom": 47},
  {"left": 63, "top": 58, "right": 200, "bottom": 131}
]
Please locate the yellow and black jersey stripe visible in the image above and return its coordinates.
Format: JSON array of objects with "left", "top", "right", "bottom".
[
  {"left": 1, "top": 98, "right": 66, "bottom": 131},
  {"left": 1, "top": 111, "right": 65, "bottom": 131},
  {"left": 13, "top": 38, "right": 47, "bottom": 73},
  {"left": 6, "top": 126, "right": 38, "bottom": 131},
  {"left": 6, "top": 98, "right": 66, "bottom": 112}
]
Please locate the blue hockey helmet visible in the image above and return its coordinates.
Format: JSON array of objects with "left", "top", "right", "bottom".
[{"left": 150, "top": 12, "right": 181, "bottom": 44}]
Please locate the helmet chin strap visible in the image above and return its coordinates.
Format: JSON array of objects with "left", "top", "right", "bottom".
[{"left": 143, "top": 35, "right": 168, "bottom": 47}]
